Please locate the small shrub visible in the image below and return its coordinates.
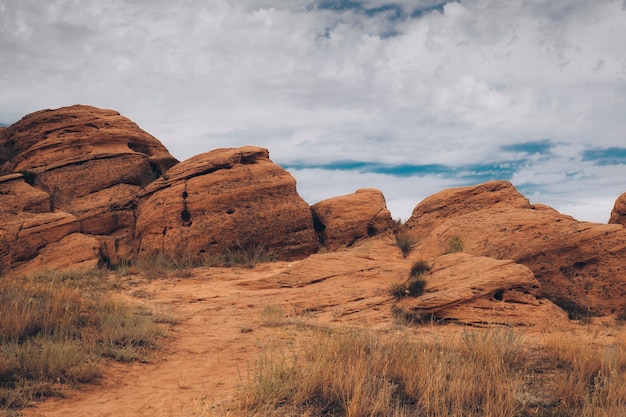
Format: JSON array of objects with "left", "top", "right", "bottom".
[
  {"left": 393, "top": 230, "right": 416, "bottom": 259},
  {"left": 406, "top": 278, "right": 426, "bottom": 297},
  {"left": 390, "top": 282, "right": 407, "bottom": 299},
  {"left": 391, "top": 261, "right": 430, "bottom": 300},
  {"left": 444, "top": 236, "right": 464, "bottom": 254},
  {"left": 410, "top": 260, "right": 431, "bottom": 277}
]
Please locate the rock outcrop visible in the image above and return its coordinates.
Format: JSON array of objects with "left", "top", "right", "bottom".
[
  {"left": 311, "top": 188, "right": 395, "bottom": 250},
  {"left": 0, "top": 105, "right": 178, "bottom": 272},
  {"left": 135, "top": 146, "right": 319, "bottom": 260},
  {"left": 406, "top": 181, "right": 626, "bottom": 316},
  {"left": 394, "top": 253, "right": 568, "bottom": 326},
  {"left": 610, "top": 192, "right": 626, "bottom": 226}
]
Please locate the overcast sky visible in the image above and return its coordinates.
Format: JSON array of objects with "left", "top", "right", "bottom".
[{"left": 1, "top": 0, "right": 625, "bottom": 222}]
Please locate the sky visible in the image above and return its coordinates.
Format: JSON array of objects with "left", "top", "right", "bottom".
[{"left": 1, "top": 0, "right": 625, "bottom": 222}]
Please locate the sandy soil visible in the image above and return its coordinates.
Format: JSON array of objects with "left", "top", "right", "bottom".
[{"left": 19, "top": 240, "right": 619, "bottom": 417}]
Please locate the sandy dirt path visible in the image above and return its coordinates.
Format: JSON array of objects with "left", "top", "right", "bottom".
[{"left": 23, "top": 243, "right": 411, "bottom": 417}]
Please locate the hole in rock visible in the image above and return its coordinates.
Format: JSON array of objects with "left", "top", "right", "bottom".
[
  {"left": 181, "top": 209, "right": 191, "bottom": 222},
  {"left": 493, "top": 290, "right": 504, "bottom": 301},
  {"left": 182, "top": 191, "right": 188, "bottom": 199},
  {"left": 226, "top": 209, "right": 235, "bottom": 215}
]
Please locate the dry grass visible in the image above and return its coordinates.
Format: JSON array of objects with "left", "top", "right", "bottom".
[
  {"left": 444, "top": 235, "right": 464, "bottom": 254},
  {"left": 121, "top": 243, "right": 276, "bottom": 277},
  {"left": 218, "top": 323, "right": 626, "bottom": 417},
  {"left": 392, "top": 229, "right": 417, "bottom": 259},
  {"left": 230, "top": 327, "right": 523, "bottom": 417},
  {"left": 0, "top": 270, "right": 167, "bottom": 410}
]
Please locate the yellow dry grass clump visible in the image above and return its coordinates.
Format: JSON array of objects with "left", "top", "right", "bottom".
[{"left": 219, "top": 321, "right": 626, "bottom": 417}]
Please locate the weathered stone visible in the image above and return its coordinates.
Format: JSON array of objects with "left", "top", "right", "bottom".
[
  {"left": 311, "top": 188, "right": 395, "bottom": 250},
  {"left": 395, "top": 253, "right": 567, "bottom": 326},
  {"left": 14, "top": 233, "right": 101, "bottom": 274},
  {"left": 0, "top": 173, "right": 50, "bottom": 214},
  {"left": 65, "top": 184, "right": 138, "bottom": 235},
  {"left": 406, "top": 181, "right": 626, "bottom": 316},
  {"left": 0, "top": 105, "right": 179, "bottom": 274},
  {"left": 135, "top": 146, "right": 319, "bottom": 260},
  {"left": 610, "top": 192, "right": 626, "bottom": 226}
]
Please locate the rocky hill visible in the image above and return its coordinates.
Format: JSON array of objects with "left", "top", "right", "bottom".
[{"left": 1, "top": 105, "right": 625, "bottom": 325}]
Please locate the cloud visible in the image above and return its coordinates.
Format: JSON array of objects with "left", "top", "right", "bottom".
[{"left": 0, "top": 0, "right": 624, "bottom": 223}]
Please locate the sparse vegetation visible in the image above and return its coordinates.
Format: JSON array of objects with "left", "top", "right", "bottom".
[
  {"left": 223, "top": 325, "right": 626, "bottom": 417},
  {"left": 0, "top": 270, "right": 167, "bottom": 410},
  {"left": 409, "top": 259, "right": 431, "bottom": 277},
  {"left": 393, "top": 229, "right": 416, "bottom": 259},
  {"left": 231, "top": 327, "right": 522, "bottom": 417},
  {"left": 391, "top": 260, "right": 430, "bottom": 299},
  {"left": 109, "top": 244, "right": 276, "bottom": 279},
  {"left": 445, "top": 235, "right": 464, "bottom": 254},
  {"left": 260, "top": 304, "right": 285, "bottom": 327},
  {"left": 203, "top": 243, "right": 276, "bottom": 268}
]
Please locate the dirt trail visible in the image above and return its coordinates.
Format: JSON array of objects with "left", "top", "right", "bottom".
[
  {"left": 23, "top": 242, "right": 412, "bottom": 417},
  {"left": 21, "top": 239, "right": 606, "bottom": 417}
]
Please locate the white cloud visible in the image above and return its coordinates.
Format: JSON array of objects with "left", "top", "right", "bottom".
[{"left": 0, "top": 0, "right": 624, "bottom": 224}]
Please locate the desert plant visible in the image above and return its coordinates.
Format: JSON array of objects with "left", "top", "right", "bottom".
[
  {"left": 410, "top": 259, "right": 431, "bottom": 277},
  {"left": 444, "top": 235, "right": 464, "bottom": 254},
  {"left": 406, "top": 278, "right": 426, "bottom": 297},
  {"left": 393, "top": 230, "right": 416, "bottom": 259},
  {"left": 391, "top": 260, "right": 430, "bottom": 300}
]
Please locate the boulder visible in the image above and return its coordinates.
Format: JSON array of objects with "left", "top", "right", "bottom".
[
  {"left": 0, "top": 105, "right": 178, "bottom": 274},
  {"left": 311, "top": 188, "right": 395, "bottom": 250},
  {"left": 0, "top": 105, "right": 177, "bottom": 207},
  {"left": 395, "top": 253, "right": 567, "bottom": 325},
  {"left": 135, "top": 146, "right": 319, "bottom": 260},
  {"left": 13, "top": 233, "right": 101, "bottom": 274},
  {"left": 610, "top": 192, "right": 626, "bottom": 226},
  {"left": 0, "top": 172, "right": 50, "bottom": 214},
  {"left": 406, "top": 181, "right": 626, "bottom": 316}
]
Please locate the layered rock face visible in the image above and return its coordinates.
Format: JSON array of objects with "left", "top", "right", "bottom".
[
  {"left": 135, "top": 146, "right": 319, "bottom": 259},
  {"left": 610, "top": 192, "right": 626, "bottom": 226},
  {"left": 405, "top": 181, "right": 626, "bottom": 315},
  {"left": 395, "top": 253, "right": 568, "bottom": 325},
  {"left": 0, "top": 105, "right": 178, "bottom": 273},
  {"left": 311, "top": 188, "right": 395, "bottom": 250}
]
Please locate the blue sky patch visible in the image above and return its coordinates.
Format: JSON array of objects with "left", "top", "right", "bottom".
[
  {"left": 410, "top": 2, "right": 448, "bottom": 18},
  {"left": 282, "top": 159, "right": 523, "bottom": 181},
  {"left": 316, "top": 0, "right": 365, "bottom": 12},
  {"left": 314, "top": 1, "right": 448, "bottom": 21},
  {"left": 501, "top": 139, "right": 554, "bottom": 155},
  {"left": 582, "top": 147, "right": 626, "bottom": 165}
]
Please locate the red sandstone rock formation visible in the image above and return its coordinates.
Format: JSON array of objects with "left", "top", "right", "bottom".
[
  {"left": 134, "top": 146, "right": 319, "bottom": 260},
  {"left": 405, "top": 181, "right": 626, "bottom": 316},
  {"left": 610, "top": 192, "right": 626, "bottom": 226},
  {"left": 0, "top": 105, "right": 178, "bottom": 272},
  {"left": 311, "top": 188, "right": 395, "bottom": 250},
  {"left": 394, "top": 253, "right": 568, "bottom": 325}
]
